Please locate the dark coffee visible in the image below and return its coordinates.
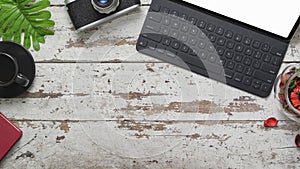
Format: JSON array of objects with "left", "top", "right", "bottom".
[{"left": 0, "top": 53, "right": 17, "bottom": 83}]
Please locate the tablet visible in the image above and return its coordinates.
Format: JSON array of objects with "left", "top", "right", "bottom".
[{"left": 183, "top": 0, "right": 300, "bottom": 39}]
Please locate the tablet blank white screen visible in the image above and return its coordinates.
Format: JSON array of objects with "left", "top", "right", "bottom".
[{"left": 183, "top": 0, "right": 300, "bottom": 38}]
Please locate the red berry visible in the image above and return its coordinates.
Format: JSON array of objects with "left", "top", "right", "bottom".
[{"left": 264, "top": 117, "right": 278, "bottom": 127}]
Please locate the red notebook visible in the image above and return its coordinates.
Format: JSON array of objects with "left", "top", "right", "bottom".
[{"left": 0, "top": 113, "right": 22, "bottom": 160}]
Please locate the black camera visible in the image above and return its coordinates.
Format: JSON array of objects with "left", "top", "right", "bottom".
[{"left": 66, "top": 0, "right": 141, "bottom": 31}]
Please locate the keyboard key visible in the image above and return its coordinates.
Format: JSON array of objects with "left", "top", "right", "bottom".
[
  {"left": 142, "top": 33, "right": 162, "bottom": 43},
  {"left": 253, "top": 51, "right": 262, "bottom": 59},
  {"left": 207, "top": 45, "right": 215, "bottom": 52},
  {"left": 190, "top": 27, "right": 198, "bottom": 35},
  {"left": 181, "top": 44, "right": 189, "bottom": 53},
  {"left": 149, "top": 13, "right": 163, "bottom": 23},
  {"left": 234, "top": 73, "right": 243, "bottom": 82},
  {"left": 244, "top": 67, "right": 253, "bottom": 76},
  {"left": 138, "top": 38, "right": 148, "bottom": 47},
  {"left": 198, "top": 41, "right": 206, "bottom": 49},
  {"left": 145, "top": 21, "right": 161, "bottom": 32},
  {"left": 234, "top": 54, "right": 243, "bottom": 62},
  {"left": 189, "top": 17, "right": 197, "bottom": 25},
  {"left": 207, "top": 24, "right": 215, "bottom": 32},
  {"left": 262, "top": 43, "right": 270, "bottom": 52},
  {"left": 235, "top": 44, "right": 244, "bottom": 53},
  {"left": 162, "top": 18, "right": 171, "bottom": 26},
  {"left": 190, "top": 48, "right": 199, "bottom": 56},
  {"left": 252, "top": 40, "right": 261, "bottom": 49},
  {"left": 203, "top": 63, "right": 222, "bottom": 74},
  {"left": 162, "top": 38, "right": 171, "bottom": 46},
  {"left": 178, "top": 52, "right": 201, "bottom": 65},
  {"left": 243, "top": 77, "right": 252, "bottom": 86},
  {"left": 189, "top": 37, "right": 198, "bottom": 46},
  {"left": 263, "top": 54, "right": 271, "bottom": 63},
  {"left": 151, "top": 4, "right": 161, "bottom": 12},
  {"left": 226, "top": 61, "right": 235, "bottom": 69},
  {"left": 179, "top": 34, "right": 188, "bottom": 42},
  {"left": 162, "top": 27, "right": 170, "bottom": 35},
  {"left": 236, "top": 64, "right": 244, "bottom": 73},
  {"left": 171, "top": 21, "right": 180, "bottom": 29},
  {"left": 166, "top": 50, "right": 177, "bottom": 58},
  {"left": 148, "top": 41, "right": 157, "bottom": 51},
  {"left": 243, "top": 37, "right": 252, "bottom": 45},
  {"left": 271, "top": 57, "right": 281, "bottom": 66},
  {"left": 244, "top": 48, "right": 253, "bottom": 56},
  {"left": 163, "top": 7, "right": 170, "bottom": 14},
  {"left": 217, "top": 38, "right": 226, "bottom": 46},
  {"left": 234, "top": 34, "right": 242, "bottom": 42},
  {"left": 219, "top": 58, "right": 226, "bottom": 66},
  {"left": 243, "top": 57, "right": 252, "bottom": 66},
  {"left": 216, "top": 47, "right": 225, "bottom": 56},
  {"left": 262, "top": 63, "right": 277, "bottom": 74},
  {"left": 252, "top": 80, "right": 262, "bottom": 89},
  {"left": 198, "top": 31, "right": 207, "bottom": 39},
  {"left": 225, "top": 51, "right": 234, "bottom": 59},
  {"left": 172, "top": 41, "right": 180, "bottom": 49},
  {"left": 179, "top": 53, "right": 222, "bottom": 74},
  {"left": 226, "top": 41, "right": 235, "bottom": 49},
  {"left": 181, "top": 24, "right": 189, "bottom": 32},
  {"left": 179, "top": 34, "right": 188, "bottom": 43},
  {"left": 252, "top": 60, "right": 261, "bottom": 69},
  {"left": 225, "top": 70, "right": 234, "bottom": 79},
  {"left": 157, "top": 46, "right": 165, "bottom": 54},
  {"left": 197, "top": 20, "right": 206, "bottom": 29},
  {"left": 180, "top": 13, "right": 189, "bottom": 22},
  {"left": 171, "top": 10, "right": 179, "bottom": 18},
  {"left": 208, "top": 54, "right": 217, "bottom": 63},
  {"left": 208, "top": 34, "right": 216, "bottom": 42},
  {"left": 180, "top": 13, "right": 188, "bottom": 20},
  {"left": 262, "top": 84, "right": 271, "bottom": 92},
  {"left": 271, "top": 48, "right": 285, "bottom": 57},
  {"left": 225, "top": 30, "right": 233, "bottom": 39},
  {"left": 170, "top": 30, "right": 179, "bottom": 39},
  {"left": 216, "top": 27, "right": 224, "bottom": 35},
  {"left": 199, "top": 51, "right": 208, "bottom": 59},
  {"left": 253, "top": 71, "right": 274, "bottom": 84}
]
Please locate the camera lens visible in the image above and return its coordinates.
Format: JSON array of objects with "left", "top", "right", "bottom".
[
  {"left": 91, "top": 0, "right": 120, "bottom": 14},
  {"left": 100, "top": 0, "right": 108, "bottom": 3}
]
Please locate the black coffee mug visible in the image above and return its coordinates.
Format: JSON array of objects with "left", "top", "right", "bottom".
[
  {"left": 0, "top": 41, "right": 35, "bottom": 98},
  {"left": 0, "top": 52, "right": 30, "bottom": 88}
]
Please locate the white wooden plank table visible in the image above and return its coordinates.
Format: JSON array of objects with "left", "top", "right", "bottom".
[{"left": 1, "top": 0, "right": 300, "bottom": 168}]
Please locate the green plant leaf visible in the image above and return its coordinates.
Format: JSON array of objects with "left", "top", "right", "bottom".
[
  {"left": 0, "top": 0, "right": 55, "bottom": 51},
  {"left": 289, "top": 80, "right": 297, "bottom": 90},
  {"left": 29, "top": 11, "right": 51, "bottom": 20}
]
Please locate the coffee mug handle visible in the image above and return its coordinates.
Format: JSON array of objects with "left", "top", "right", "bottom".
[{"left": 15, "top": 73, "right": 30, "bottom": 87}]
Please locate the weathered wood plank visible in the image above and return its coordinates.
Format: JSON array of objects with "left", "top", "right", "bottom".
[
  {"left": 28, "top": 6, "right": 300, "bottom": 62},
  {"left": 0, "top": 63, "right": 294, "bottom": 121},
  {"left": 0, "top": 95, "right": 284, "bottom": 121},
  {"left": 0, "top": 121, "right": 299, "bottom": 169}
]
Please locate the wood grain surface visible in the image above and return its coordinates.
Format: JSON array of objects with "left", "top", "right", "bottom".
[{"left": 0, "top": 0, "right": 300, "bottom": 168}]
